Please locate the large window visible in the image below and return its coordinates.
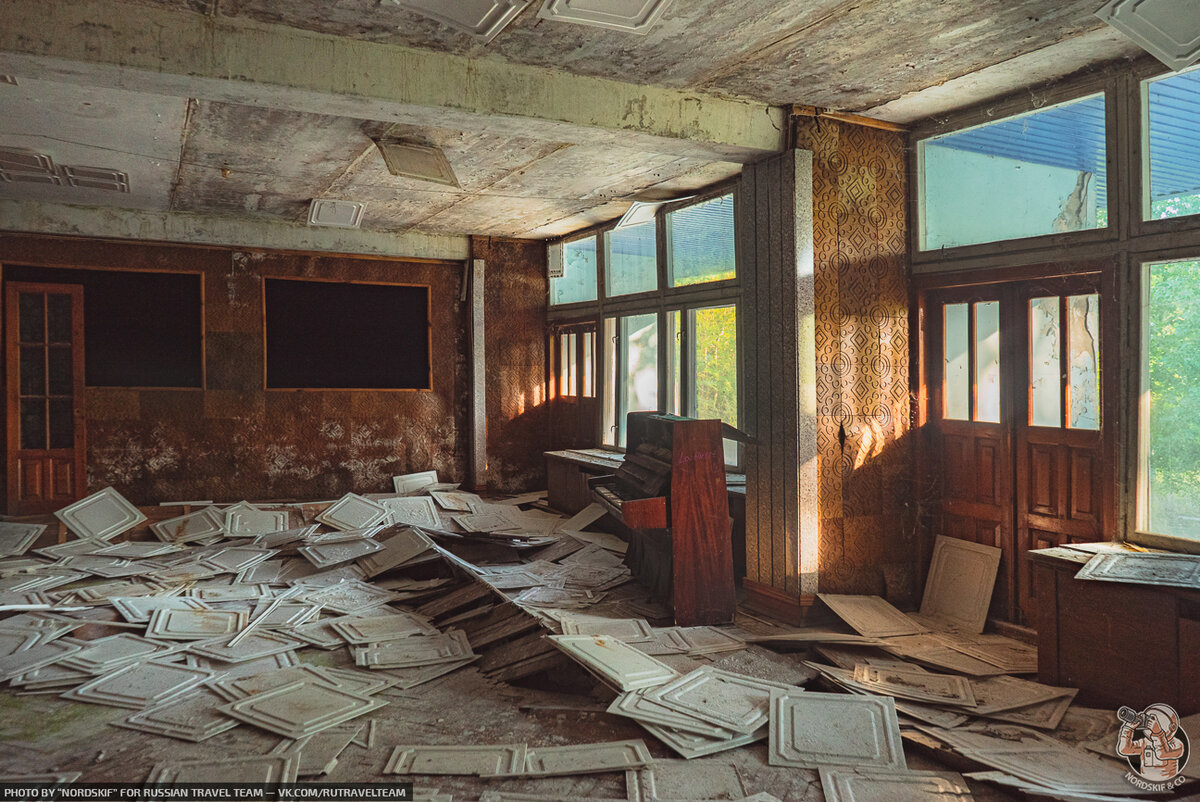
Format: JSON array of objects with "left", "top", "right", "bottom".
[
  {"left": 1139, "top": 259, "right": 1200, "bottom": 543},
  {"left": 551, "top": 189, "right": 741, "bottom": 465},
  {"left": 1144, "top": 66, "right": 1200, "bottom": 222},
  {"left": 918, "top": 94, "right": 1107, "bottom": 250}
]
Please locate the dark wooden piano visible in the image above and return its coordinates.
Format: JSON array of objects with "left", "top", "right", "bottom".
[{"left": 589, "top": 412, "right": 736, "bottom": 626}]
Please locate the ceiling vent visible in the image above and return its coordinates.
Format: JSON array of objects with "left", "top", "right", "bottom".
[
  {"left": 60, "top": 165, "right": 129, "bottom": 192},
  {"left": 373, "top": 138, "right": 460, "bottom": 187},
  {"left": 1096, "top": 0, "right": 1200, "bottom": 70},
  {"left": 537, "top": 0, "right": 675, "bottom": 34},
  {"left": 0, "top": 147, "right": 62, "bottom": 185},
  {"left": 308, "top": 199, "right": 366, "bottom": 229},
  {"left": 387, "top": 0, "right": 530, "bottom": 42}
]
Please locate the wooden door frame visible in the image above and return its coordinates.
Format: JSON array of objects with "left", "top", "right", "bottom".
[
  {"left": 914, "top": 259, "right": 1119, "bottom": 627},
  {"left": 4, "top": 281, "right": 86, "bottom": 514}
]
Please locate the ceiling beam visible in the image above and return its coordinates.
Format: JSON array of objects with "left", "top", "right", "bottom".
[
  {"left": 0, "top": 0, "right": 785, "bottom": 162},
  {"left": 0, "top": 200, "right": 470, "bottom": 261}
]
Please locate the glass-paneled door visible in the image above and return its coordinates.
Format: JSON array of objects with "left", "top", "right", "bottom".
[{"left": 5, "top": 282, "right": 86, "bottom": 514}]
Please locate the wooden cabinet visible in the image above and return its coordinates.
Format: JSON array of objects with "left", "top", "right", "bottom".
[{"left": 1031, "top": 547, "right": 1199, "bottom": 715}]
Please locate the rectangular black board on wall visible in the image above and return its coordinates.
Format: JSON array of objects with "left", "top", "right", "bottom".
[{"left": 263, "top": 277, "right": 431, "bottom": 390}]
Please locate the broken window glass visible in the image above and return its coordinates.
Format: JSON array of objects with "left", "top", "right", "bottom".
[
  {"left": 943, "top": 303, "right": 970, "bottom": 421},
  {"left": 1067, "top": 294, "right": 1099, "bottom": 430},
  {"left": 1029, "top": 296, "right": 1062, "bottom": 428}
]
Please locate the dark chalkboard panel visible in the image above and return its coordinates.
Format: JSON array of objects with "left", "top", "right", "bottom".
[
  {"left": 3, "top": 265, "right": 203, "bottom": 388},
  {"left": 264, "top": 278, "right": 430, "bottom": 390}
]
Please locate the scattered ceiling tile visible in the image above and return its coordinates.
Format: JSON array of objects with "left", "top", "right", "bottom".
[
  {"left": 388, "top": 0, "right": 531, "bottom": 43},
  {"left": 1096, "top": 0, "right": 1200, "bottom": 70},
  {"left": 373, "top": 138, "right": 460, "bottom": 187},
  {"left": 537, "top": 0, "right": 675, "bottom": 34},
  {"left": 308, "top": 199, "right": 366, "bottom": 229}
]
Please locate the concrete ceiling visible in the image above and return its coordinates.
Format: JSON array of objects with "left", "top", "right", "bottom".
[{"left": 0, "top": 0, "right": 1148, "bottom": 243}]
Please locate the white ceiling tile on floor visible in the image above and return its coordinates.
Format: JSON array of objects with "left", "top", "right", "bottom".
[
  {"left": 818, "top": 767, "right": 973, "bottom": 802},
  {"left": 523, "top": 739, "right": 653, "bottom": 776},
  {"left": 116, "top": 687, "right": 240, "bottom": 742},
  {"left": 768, "top": 690, "right": 905, "bottom": 771},
  {"left": 61, "top": 659, "right": 214, "bottom": 709},
  {"left": 53, "top": 487, "right": 147, "bottom": 542},
  {"left": 222, "top": 502, "right": 289, "bottom": 537},
  {"left": 219, "top": 679, "right": 388, "bottom": 739},
  {"left": 648, "top": 666, "right": 795, "bottom": 734},
  {"left": 817, "top": 594, "right": 928, "bottom": 639},
  {"left": 548, "top": 635, "right": 677, "bottom": 691},
  {"left": 919, "top": 535, "right": 1001, "bottom": 634},
  {"left": 316, "top": 493, "right": 390, "bottom": 532},
  {"left": 146, "top": 608, "right": 248, "bottom": 640},
  {"left": 384, "top": 744, "right": 528, "bottom": 776},
  {"left": 146, "top": 755, "right": 299, "bottom": 784}
]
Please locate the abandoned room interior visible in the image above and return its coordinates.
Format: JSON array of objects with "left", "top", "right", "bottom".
[{"left": 0, "top": 0, "right": 1199, "bottom": 799}]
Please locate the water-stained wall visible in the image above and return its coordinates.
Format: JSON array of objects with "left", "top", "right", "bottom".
[
  {"left": 472, "top": 236, "right": 550, "bottom": 494},
  {"left": 0, "top": 234, "right": 471, "bottom": 505},
  {"left": 792, "top": 116, "right": 916, "bottom": 602}
]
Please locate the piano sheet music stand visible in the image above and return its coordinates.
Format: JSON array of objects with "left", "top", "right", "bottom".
[{"left": 590, "top": 412, "right": 737, "bottom": 626}]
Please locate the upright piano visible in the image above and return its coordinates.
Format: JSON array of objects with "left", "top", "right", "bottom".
[{"left": 590, "top": 412, "right": 736, "bottom": 626}]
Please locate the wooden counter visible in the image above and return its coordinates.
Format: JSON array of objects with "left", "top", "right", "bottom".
[{"left": 1030, "top": 546, "right": 1200, "bottom": 715}]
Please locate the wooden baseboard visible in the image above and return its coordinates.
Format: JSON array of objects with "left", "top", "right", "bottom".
[{"left": 741, "top": 579, "right": 817, "bottom": 626}]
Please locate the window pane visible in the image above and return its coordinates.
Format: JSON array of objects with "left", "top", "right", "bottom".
[
  {"left": 18, "top": 293, "right": 43, "bottom": 344},
  {"left": 558, "top": 335, "right": 570, "bottom": 397},
  {"left": 1141, "top": 259, "right": 1200, "bottom": 539},
  {"left": 20, "top": 398, "right": 45, "bottom": 450},
  {"left": 567, "top": 332, "right": 578, "bottom": 396},
  {"left": 581, "top": 331, "right": 595, "bottom": 398},
  {"left": 667, "top": 310, "right": 682, "bottom": 416},
  {"left": 48, "top": 347, "right": 73, "bottom": 397},
  {"left": 550, "top": 237, "right": 598, "bottom": 305},
  {"left": 602, "top": 317, "right": 617, "bottom": 446},
  {"left": 693, "top": 305, "right": 739, "bottom": 466},
  {"left": 606, "top": 221, "right": 657, "bottom": 297},
  {"left": 669, "top": 194, "right": 735, "bottom": 286},
  {"left": 19, "top": 346, "right": 45, "bottom": 396},
  {"left": 1029, "top": 296, "right": 1062, "bottom": 428},
  {"left": 943, "top": 303, "right": 970, "bottom": 420},
  {"left": 620, "top": 313, "right": 659, "bottom": 447},
  {"left": 47, "top": 294, "right": 72, "bottom": 344},
  {"left": 974, "top": 301, "right": 1001, "bottom": 424},
  {"left": 1145, "top": 68, "right": 1200, "bottom": 221},
  {"left": 1067, "top": 294, "right": 1100, "bottom": 430},
  {"left": 920, "top": 94, "right": 1107, "bottom": 250},
  {"left": 49, "top": 398, "right": 73, "bottom": 450}
]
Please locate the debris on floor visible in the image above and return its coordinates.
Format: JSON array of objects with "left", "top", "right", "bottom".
[{"left": 0, "top": 483, "right": 1194, "bottom": 801}]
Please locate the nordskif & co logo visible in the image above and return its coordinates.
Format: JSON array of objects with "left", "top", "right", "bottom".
[{"left": 1116, "top": 703, "right": 1189, "bottom": 791}]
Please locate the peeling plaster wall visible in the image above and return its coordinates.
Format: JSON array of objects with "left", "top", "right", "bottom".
[
  {"left": 0, "top": 234, "right": 471, "bottom": 504},
  {"left": 471, "top": 236, "right": 550, "bottom": 494},
  {"left": 791, "top": 119, "right": 916, "bottom": 602}
]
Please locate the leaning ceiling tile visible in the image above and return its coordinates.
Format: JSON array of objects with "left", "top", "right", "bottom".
[
  {"left": 537, "top": 0, "right": 675, "bottom": 34},
  {"left": 372, "top": 139, "right": 460, "bottom": 187},
  {"left": 388, "top": 1, "right": 531, "bottom": 43},
  {"left": 1096, "top": 0, "right": 1200, "bottom": 70}
]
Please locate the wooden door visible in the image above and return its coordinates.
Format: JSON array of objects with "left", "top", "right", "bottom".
[
  {"left": 1014, "top": 276, "right": 1108, "bottom": 625},
  {"left": 926, "top": 285, "right": 1017, "bottom": 621},
  {"left": 5, "top": 282, "right": 86, "bottom": 514},
  {"left": 549, "top": 323, "right": 599, "bottom": 450}
]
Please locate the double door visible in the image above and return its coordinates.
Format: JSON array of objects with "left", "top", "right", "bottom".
[{"left": 923, "top": 271, "right": 1114, "bottom": 626}]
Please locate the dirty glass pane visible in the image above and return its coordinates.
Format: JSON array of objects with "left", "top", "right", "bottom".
[
  {"left": 19, "top": 346, "right": 44, "bottom": 396},
  {"left": 974, "top": 301, "right": 1001, "bottom": 424},
  {"left": 48, "top": 347, "right": 72, "bottom": 397},
  {"left": 606, "top": 221, "right": 658, "bottom": 297},
  {"left": 943, "top": 304, "right": 970, "bottom": 421},
  {"left": 664, "top": 311, "right": 681, "bottom": 416},
  {"left": 1068, "top": 294, "right": 1100, "bottom": 430},
  {"left": 550, "top": 237, "right": 598, "bottom": 306},
  {"left": 18, "top": 293, "right": 43, "bottom": 344},
  {"left": 20, "top": 399, "right": 45, "bottom": 450},
  {"left": 48, "top": 398, "right": 73, "bottom": 450},
  {"left": 620, "top": 313, "right": 659, "bottom": 447},
  {"left": 557, "top": 335, "right": 570, "bottom": 397},
  {"left": 1144, "top": 68, "right": 1200, "bottom": 222},
  {"left": 566, "top": 332, "right": 578, "bottom": 396},
  {"left": 1141, "top": 259, "right": 1200, "bottom": 540},
  {"left": 669, "top": 194, "right": 735, "bottom": 286},
  {"left": 581, "top": 331, "right": 595, "bottom": 398},
  {"left": 920, "top": 94, "right": 1107, "bottom": 250},
  {"left": 692, "top": 305, "right": 739, "bottom": 465},
  {"left": 46, "top": 294, "right": 72, "bottom": 343},
  {"left": 602, "top": 317, "right": 618, "bottom": 446},
  {"left": 1029, "top": 297, "right": 1062, "bottom": 428}
]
